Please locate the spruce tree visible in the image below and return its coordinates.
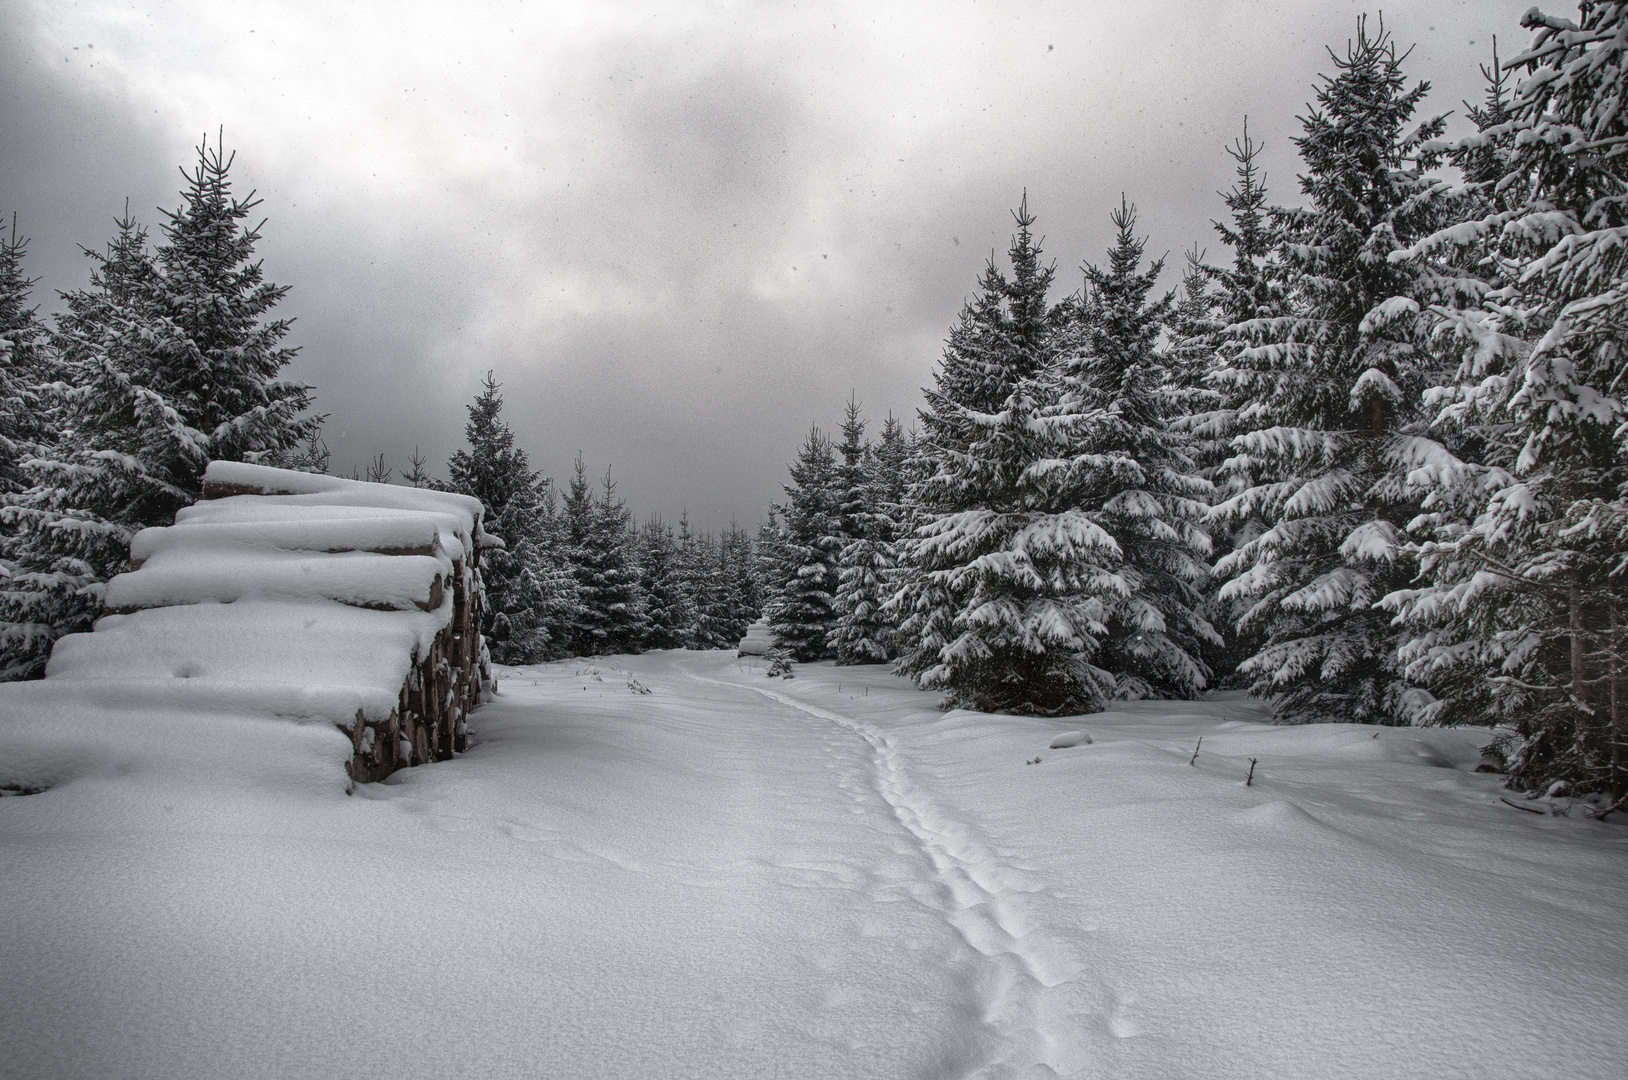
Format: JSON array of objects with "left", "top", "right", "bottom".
[
  {"left": 1387, "top": 8, "right": 1628, "bottom": 797},
  {"left": 895, "top": 199, "right": 1122, "bottom": 713},
  {"left": 1195, "top": 121, "right": 1292, "bottom": 684},
  {"left": 636, "top": 515, "right": 693, "bottom": 650},
  {"left": 3, "top": 140, "right": 320, "bottom": 678},
  {"left": 767, "top": 426, "right": 841, "bottom": 660},
  {"left": 910, "top": 364, "right": 1123, "bottom": 713},
  {"left": 565, "top": 459, "right": 647, "bottom": 655},
  {"left": 1210, "top": 19, "right": 1447, "bottom": 723},
  {"left": 754, "top": 511, "right": 791, "bottom": 624},
  {"left": 0, "top": 214, "right": 163, "bottom": 678},
  {"left": 828, "top": 397, "right": 892, "bottom": 664},
  {"left": 0, "top": 219, "right": 55, "bottom": 678},
  {"left": 148, "top": 134, "right": 320, "bottom": 475},
  {"left": 676, "top": 512, "right": 725, "bottom": 648},
  {"left": 894, "top": 196, "right": 1072, "bottom": 691},
  {"left": 447, "top": 372, "right": 553, "bottom": 664},
  {"left": 1043, "top": 200, "right": 1218, "bottom": 699},
  {"left": 0, "top": 217, "right": 48, "bottom": 497},
  {"left": 719, "top": 521, "right": 762, "bottom": 644},
  {"left": 689, "top": 528, "right": 754, "bottom": 649}
]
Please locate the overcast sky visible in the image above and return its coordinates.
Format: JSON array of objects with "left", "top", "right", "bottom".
[{"left": 3, "top": 0, "right": 1535, "bottom": 530}]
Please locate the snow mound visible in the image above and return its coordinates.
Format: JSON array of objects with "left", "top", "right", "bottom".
[
  {"left": 1048, "top": 730, "right": 1093, "bottom": 748},
  {"left": 737, "top": 618, "right": 774, "bottom": 655}
]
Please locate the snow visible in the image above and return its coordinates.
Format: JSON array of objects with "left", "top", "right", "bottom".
[
  {"left": 3, "top": 652, "right": 1626, "bottom": 1078},
  {"left": 44, "top": 599, "right": 449, "bottom": 722},
  {"left": 736, "top": 617, "right": 774, "bottom": 655},
  {"left": 1048, "top": 729, "right": 1093, "bottom": 748},
  {"left": 132, "top": 514, "right": 465, "bottom": 566},
  {"left": 39, "top": 465, "right": 486, "bottom": 726},
  {"left": 105, "top": 549, "right": 449, "bottom": 612}
]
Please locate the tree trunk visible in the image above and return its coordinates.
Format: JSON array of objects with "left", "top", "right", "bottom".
[
  {"left": 1571, "top": 582, "right": 1589, "bottom": 714},
  {"left": 1614, "top": 601, "right": 1625, "bottom": 801}
]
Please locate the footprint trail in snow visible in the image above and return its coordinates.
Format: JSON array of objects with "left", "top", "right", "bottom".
[{"left": 683, "top": 664, "right": 1086, "bottom": 1079}]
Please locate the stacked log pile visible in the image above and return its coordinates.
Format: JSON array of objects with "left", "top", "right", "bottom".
[{"left": 41, "top": 461, "right": 495, "bottom": 783}]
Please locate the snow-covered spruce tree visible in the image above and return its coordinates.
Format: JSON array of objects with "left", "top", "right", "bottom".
[
  {"left": 1165, "top": 244, "right": 1223, "bottom": 419},
  {"left": 1386, "top": 7, "right": 1628, "bottom": 799},
  {"left": 0, "top": 215, "right": 157, "bottom": 678},
  {"left": 828, "top": 397, "right": 892, "bottom": 664},
  {"left": 673, "top": 514, "right": 723, "bottom": 648},
  {"left": 909, "top": 367, "right": 1124, "bottom": 714},
  {"left": 753, "top": 510, "right": 790, "bottom": 622},
  {"left": 636, "top": 515, "right": 694, "bottom": 650},
  {"left": 831, "top": 410, "right": 910, "bottom": 664},
  {"left": 1187, "top": 121, "right": 1293, "bottom": 683},
  {"left": 1372, "top": 41, "right": 1528, "bottom": 732},
  {"left": 533, "top": 479, "right": 582, "bottom": 657},
  {"left": 719, "top": 521, "right": 762, "bottom": 642},
  {"left": 768, "top": 426, "right": 842, "bottom": 660},
  {"left": 564, "top": 458, "right": 647, "bottom": 655},
  {"left": 0, "top": 218, "right": 49, "bottom": 497},
  {"left": 896, "top": 198, "right": 1124, "bottom": 713},
  {"left": 1209, "top": 20, "right": 1448, "bottom": 724},
  {"left": 447, "top": 372, "right": 553, "bottom": 664},
  {"left": 893, "top": 195, "right": 1071, "bottom": 691},
  {"left": 148, "top": 136, "right": 320, "bottom": 473},
  {"left": 0, "top": 220, "right": 55, "bottom": 678},
  {"left": 1043, "top": 200, "right": 1218, "bottom": 699},
  {"left": 2, "top": 142, "right": 320, "bottom": 679},
  {"left": 685, "top": 524, "right": 760, "bottom": 650}
]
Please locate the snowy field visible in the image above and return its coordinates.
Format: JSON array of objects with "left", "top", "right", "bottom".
[{"left": 3, "top": 650, "right": 1626, "bottom": 1079}]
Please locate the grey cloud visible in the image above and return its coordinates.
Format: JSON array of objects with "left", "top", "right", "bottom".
[{"left": 3, "top": 0, "right": 1544, "bottom": 532}]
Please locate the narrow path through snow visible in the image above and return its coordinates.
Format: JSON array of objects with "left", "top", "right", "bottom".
[
  {"left": 680, "top": 660, "right": 1080, "bottom": 1077},
  {"left": 4, "top": 649, "right": 1627, "bottom": 1080}
]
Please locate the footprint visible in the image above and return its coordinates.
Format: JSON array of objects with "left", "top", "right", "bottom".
[{"left": 1106, "top": 993, "right": 1142, "bottom": 1039}]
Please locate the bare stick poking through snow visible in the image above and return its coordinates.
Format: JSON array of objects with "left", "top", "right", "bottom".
[
  {"left": 1246, "top": 758, "right": 1258, "bottom": 787},
  {"left": 1588, "top": 793, "right": 1628, "bottom": 821},
  {"left": 1189, "top": 737, "right": 1202, "bottom": 766}
]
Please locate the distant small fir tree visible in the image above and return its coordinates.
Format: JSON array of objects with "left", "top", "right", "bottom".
[
  {"left": 564, "top": 458, "right": 648, "bottom": 655},
  {"left": 767, "top": 426, "right": 841, "bottom": 660},
  {"left": 404, "top": 445, "right": 433, "bottom": 488},
  {"left": 636, "top": 515, "right": 694, "bottom": 651},
  {"left": 447, "top": 372, "right": 553, "bottom": 664}
]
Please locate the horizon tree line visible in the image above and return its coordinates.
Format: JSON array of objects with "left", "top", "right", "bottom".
[
  {"left": 0, "top": 139, "right": 762, "bottom": 679},
  {"left": 760, "top": 4, "right": 1628, "bottom": 805}
]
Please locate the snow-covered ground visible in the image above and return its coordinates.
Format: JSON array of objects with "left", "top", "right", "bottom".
[{"left": 3, "top": 650, "right": 1626, "bottom": 1079}]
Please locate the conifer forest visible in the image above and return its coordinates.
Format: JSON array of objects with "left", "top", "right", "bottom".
[
  {"left": 5, "top": 7, "right": 1628, "bottom": 809},
  {"left": 5, "top": 5, "right": 1628, "bottom": 1078}
]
